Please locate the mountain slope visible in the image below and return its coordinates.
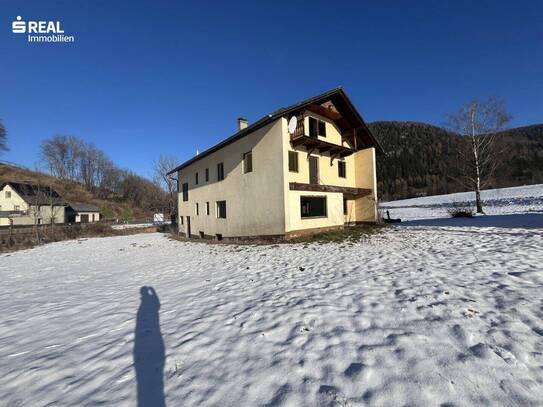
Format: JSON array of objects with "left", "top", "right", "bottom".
[{"left": 369, "top": 122, "right": 543, "bottom": 201}]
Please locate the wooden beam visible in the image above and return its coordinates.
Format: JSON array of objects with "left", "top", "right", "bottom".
[{"left": 289, "top": 182, "right": 372, "bottom": 197}]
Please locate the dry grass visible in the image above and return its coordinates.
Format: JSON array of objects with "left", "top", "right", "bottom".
[
  {"left": 168, "top": 224, "right": 389, "bottom": 246},
  {"left": 0, "top": 223, "right": 158, "bottom": 253}
]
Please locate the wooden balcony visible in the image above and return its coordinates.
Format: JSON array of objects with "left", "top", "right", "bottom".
[
  {"left": 291, "top": 134, "right": 356, "bottom": 158},
  {"left": 289, "top": 182, "right": 372, "bottom": 197}
]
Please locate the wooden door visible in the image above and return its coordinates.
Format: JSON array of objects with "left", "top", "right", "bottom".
[
  {"left": 80, "top": 214, "right": 89, "bottom": 223},
  {"left": 309, "top": 156, "right": 319, "bottom": 184}
]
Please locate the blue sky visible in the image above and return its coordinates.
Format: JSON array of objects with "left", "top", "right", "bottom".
[{"left": 1, "top": 0, "right": 542, "bottom": 178}]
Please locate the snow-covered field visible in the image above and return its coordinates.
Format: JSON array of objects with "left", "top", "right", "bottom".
[
  {"left": 1, "top": 218, "right": 543, "bottom": 405},
  {"left": 111, "top": 222, "right": 155, "bottom": 230},
  {"left": 381, "top": 184, "right": 543, "bottom": 222}
]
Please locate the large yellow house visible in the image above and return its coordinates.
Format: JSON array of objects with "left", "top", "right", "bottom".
[{"left": 168, "top": 88, "right": 382, "bottom": 239}]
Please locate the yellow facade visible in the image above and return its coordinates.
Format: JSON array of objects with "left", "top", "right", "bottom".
[
  {"left": 176, "top": 110, "right": 378, "bottom": 239},
  {"left": 0, "top": 184, "right": 66, "bottom": 226}
]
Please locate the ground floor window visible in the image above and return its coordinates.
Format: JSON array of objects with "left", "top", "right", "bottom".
[
  {"left": 216, "top": 200, "right": 226, "bottom": 218},
  {"left": 301, "top": 196, "right": 327, "bottom": 218}
]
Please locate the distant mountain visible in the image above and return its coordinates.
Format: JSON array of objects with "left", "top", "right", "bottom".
[{"left": 369, "top": 121, "right": 543, "bottom": 201}]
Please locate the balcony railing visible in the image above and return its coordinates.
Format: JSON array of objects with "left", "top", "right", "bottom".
[
  {"left": 289, "top": 116, "right": 356, "bottom": 158},
  {"left": 0, "top": 210, "right": 29, "bottom": 217}
]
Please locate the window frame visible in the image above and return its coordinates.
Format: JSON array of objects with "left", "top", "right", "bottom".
[
  {"left": 288, "top": 151, "right": 299, "bottom": 172},
  {"left": 217, "top": 162, "right": 224, "bottom": 181},
  {"left": 216, "top": 200, "right": 227, "bottom": 219},
  {"left": 182, "top": 182, "right": 189, "bottom": 201},
  {"left": 300, "top": 196, "right": 327, "bottom": 219},
  {"left": 243, "top": 151, "right": 253, "bottom": 174},
  {"left": 308, "top": 116, "right": 326, "bottom": 138},
  {"left": 338, "top": 160, "right": 346, "bottom": 178},
  {"left": 5, "top": 191, "right": 11, "bottom": 199},
  {"left": 205, "top": 168, "right": 209, "bottom": 182},
  {"left": 195, "top": 203, "right": 199, "bottom": 216},
  {"left": 206, "top": 201, "right": 210, "bottom": 215},
  {"left": 195, "top": 172, "right": 199, "bottom": 185}
]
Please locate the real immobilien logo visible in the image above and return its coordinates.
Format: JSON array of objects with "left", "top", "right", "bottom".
[{"left": 12, "top": 16, "right": 75, "bottom": 43}]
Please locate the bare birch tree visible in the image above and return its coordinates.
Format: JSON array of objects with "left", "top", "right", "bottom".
[
  {"left": 448, "top": 97, "right": 511, "bottom": 213},
  {"left": 152, "top": 155, "right": 179, "bottom": 217}
]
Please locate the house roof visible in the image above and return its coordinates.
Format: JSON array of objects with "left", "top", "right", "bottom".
[
  {"left": 1, "top": 182, "right": 66, "bottom": 206},
  {"left": 166, "top": 87, "right": 383, "bottom": 175},
  {"left": 68, "top": 202, "right": 101, "bottom": 213}
]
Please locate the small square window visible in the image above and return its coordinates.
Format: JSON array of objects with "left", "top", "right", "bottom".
[
  {"left": 288, "top": 151, "right": 298, "bottom": 172},
  {"left": 243, "top": 151, "right": 253, "bottom": 173},
  {"left": 308, "top": 117, "right": 326, "bottom": 137},
  {"left": 5, "top": 191, "right": 11, "bottom": 199}
]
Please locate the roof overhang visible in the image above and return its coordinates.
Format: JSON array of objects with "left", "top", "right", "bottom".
[{"left": 166, "top": 87, "right": 383, "bottom": 175}]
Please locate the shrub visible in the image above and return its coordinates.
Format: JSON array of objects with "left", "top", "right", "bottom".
[{"left": 447, "top": 202, "right": 474, "bottom": 218}]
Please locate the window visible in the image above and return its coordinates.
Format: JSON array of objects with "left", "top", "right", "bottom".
[
  {"left": 300, "top": 196, "right": 327, "bottom": 218},
  {"left": 288, "top": 151, "right": 298, "bottom": 172},
  {"left": 319, "top": 120, "right": 326, "bottom": 137},
  {"left": 5, "top": 191, "right": 11, "bottom": 199},
  {"left": 243, "top": 151, "right": 253, "bottom": 173},
  {"left": 182, "top": 183, "right": 189, "bottom": 201},
  {"left": 14, "top": 205, "right": 20, "bottom": 212},
  {"left": 206, "top": 201, "right": 210, "bottom": 215},
  {"left": 195, "top": 172, "right": 199, "bottom": 185},
  {"left": 216, "top": 200, "right": 226, "bottom": 219},
  {"left": 180, "top": 215, "right": 184, "bottom": 225},
  {"left": 205, "top": 168, "right": 209, "bottom": 182},
  {"left": 343, "top": 198, "right": 348, "bottom": 215},
  {"left": 217, "top": 163, "right": 224, "bottom": 181},
  {"left": 199, "top": 231, "right": 205, "bottom": 239},
  {"left": 338, "top": 161, "right": 346, "bottom": 178},
  {"left": 195, "top": 203, "right": 199, "bottom": 215},
  {"left": 308, "top": 117, "right": 326, "bottom": 137}
]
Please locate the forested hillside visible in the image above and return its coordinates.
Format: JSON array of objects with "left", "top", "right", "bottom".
[
  {"left": 370, "top": 122, "right": 543, "bottom": 201},
  {"left": 0, "top": 163, "right": 168, "bottom": 220}
]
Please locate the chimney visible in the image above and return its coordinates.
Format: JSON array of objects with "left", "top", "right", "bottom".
[{"left": 237, "top": 117, "right": 248, "bottom": 130}]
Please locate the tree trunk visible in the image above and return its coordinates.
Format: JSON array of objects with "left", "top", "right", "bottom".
[
  {"left": 475, "top": 189, "right": 483, "bottom": 214},
  {"left": 471, "top": 109, "right": 484, "bottom": 214}
]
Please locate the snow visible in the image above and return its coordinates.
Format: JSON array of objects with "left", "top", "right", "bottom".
[
  {"left": 111, "top": 223, "right": 154, "bottom": 230},
  {"left": 381, "top": 183, "right": 543, "bottom": 221},
  {"left": 1, "top": 216, "right": 543, "bottom": 405}
]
